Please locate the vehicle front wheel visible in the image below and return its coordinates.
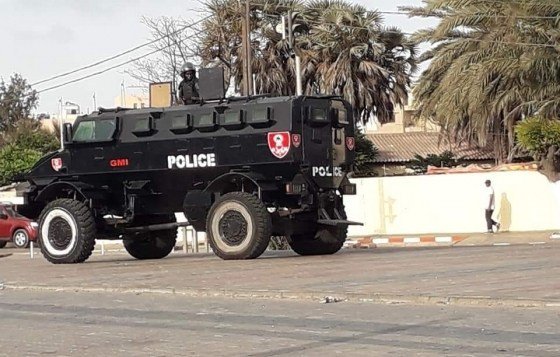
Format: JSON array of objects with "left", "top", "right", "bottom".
[
  {"left": 12, "top": 229, "right": 29, "bottom": 249},
  {"left": 206, "top": 192, "right": 271, "bottom": 260},
  {"left": 38, "top": 199, "right": 96, "bottom": 264}
]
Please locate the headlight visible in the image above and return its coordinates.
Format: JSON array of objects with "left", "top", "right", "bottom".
[{"left": 30, "top": 222, "right": 38, "bottom": 228}]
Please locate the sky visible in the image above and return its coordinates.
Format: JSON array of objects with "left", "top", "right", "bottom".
[{"left": 0, "top": 0, "right": 435, "bottom": 114}]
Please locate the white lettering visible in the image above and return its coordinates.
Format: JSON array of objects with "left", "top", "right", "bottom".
[
  {"left": 198, "top": 154, "right": 207, "bottom": 168},
  {"left": 167, "top": 156, "right": 176, "bottom": 169},
  {"left": 167, "top": 153, "right": 217, "bottom": 169},
  {"left": 207, "top": 153, "right": 216, "bottom": 167},
  {"left": 312, "top": 166, "right": 344, "bottom": 177},
  {"left": 176, "top": 155, "right": 186, "bottom": 169}
]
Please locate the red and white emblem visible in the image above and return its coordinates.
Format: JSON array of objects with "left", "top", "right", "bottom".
[
  {"left": 267, "top": 132, "right": 291, "bottom": 159},
  {"left": 292, "top": 134, "right": 301, "bottom": 148},
  {"left": 51, "top": 158, "right": 63, "bottom": 171},
  {"left": 346, "top": 137, "right": 355, "bottom": 151}
]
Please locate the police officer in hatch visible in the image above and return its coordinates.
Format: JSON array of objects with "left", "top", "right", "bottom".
[{"left": 178, "top": 62, "right": 200, "bottom": 105}]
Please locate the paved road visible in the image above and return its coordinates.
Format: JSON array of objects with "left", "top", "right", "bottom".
[
  {"left": 1, "top": 289, "right": 559, "bottom": 356},
  {"left": 1, "top": 242, "right": 560, "bottom": 305}
]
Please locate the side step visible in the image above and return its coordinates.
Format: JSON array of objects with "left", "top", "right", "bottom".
[
  {"left": 317, "top": 208, "right": 363, "bottom": 226},
  {"left": 125, "top": 221, "right": 190, "bottom": 233},
  {"left": 318, "top": 219, "right": 363, "bottom": 227}
]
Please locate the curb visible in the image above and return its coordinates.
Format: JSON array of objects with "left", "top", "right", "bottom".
[
  {"left": 345, "top": 235, "right": 465, "bottom": 249},
  {"left": 3, "top": 284, "right": 560, "bottom": 309}
]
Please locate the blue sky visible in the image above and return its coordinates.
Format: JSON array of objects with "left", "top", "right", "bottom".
[{"left": 0, "top": 0, "right": 435, "bottom": 113}]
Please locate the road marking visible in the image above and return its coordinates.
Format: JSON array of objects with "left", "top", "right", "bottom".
[
  {"left": 493, "top": 243, "right": 511, "bottom": 246},
  {"left": 435, "top": 236, "right": 453, "bottom": 243},
  {"left": 404, "top": 237, "right": 421, "bottom": 244}
]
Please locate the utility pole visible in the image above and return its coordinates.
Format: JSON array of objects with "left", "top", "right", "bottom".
[
  {"left": 243, "top": 0, "right": 252, "bottom": 96},
  {"left": 58, "top": 97, "right": 64, "bottom": 150},
  {"left": 287, "top": 11, "right": 302, "bottom": 96}
]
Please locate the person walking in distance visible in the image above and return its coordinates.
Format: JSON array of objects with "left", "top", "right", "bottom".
[{"left": 484, "top": 180, "right": 500, "bottom": 233}]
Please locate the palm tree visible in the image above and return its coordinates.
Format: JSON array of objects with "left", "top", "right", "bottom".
[
  {"left": 402, "top": 0, "right": 560, "bottom": 162},
  {"left": 198, "top": 0, "right": 418, "bottom": 125}
]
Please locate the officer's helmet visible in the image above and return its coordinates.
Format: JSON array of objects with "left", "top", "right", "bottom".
[{"left": 181, "top": 62, "right": 196, "bottom": 74}]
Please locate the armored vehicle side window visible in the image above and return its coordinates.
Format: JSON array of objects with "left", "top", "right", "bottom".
[
  {"left": 194, "top": 112, "right": 218, "bottom": 132},
  {"left": 248, "top": 107, "right": 273, "bottom": 127},
  {"left": 221, "top": 110, "right": 244, "bottom": 129},
  {"left": 333, "top": 108, "right": 349, "bottom": 127},
  {"left": 170, "top": 114, "right": 192, "bottom": 134},
  {"left": 132, "top": 116, "right": 155, "bottom": 137},
  {"left": 73, "top": 119, "right": 116, "bottom": 142},
  {"left": 310, "top": 108, "right": 328, "bottom": 124}
]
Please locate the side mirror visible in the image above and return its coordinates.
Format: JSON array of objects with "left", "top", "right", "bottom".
[
  {"left": 0, "top": 213, "right": 8, "bottom": 220},
  {"left": 63, "top": 123, "right": 73, "bottom": 145}
]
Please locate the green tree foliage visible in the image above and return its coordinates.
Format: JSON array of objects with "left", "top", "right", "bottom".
[
  {"left": 407, "top": 150, "right": 457, "bottom": 174},
  {"left": 0, "top": 120, "right": 58, "bottom": 185},
  {"left": 0, "top": 74, "right": 38, "bottom": 131},
  {"left": 402, "top": 0, "right": 560, "bottom": 163},
  {"left": 0, "top": 145, "right": 43, "bottom": 185},
  {"left": 353, "top": 131, "right": 378, "bottom": 177},
  {"left": 197, "top": 0, "right": 418, "bottom": 124},
  {"left": 516, "top": 118, "right": 560, "bottom": 160}
]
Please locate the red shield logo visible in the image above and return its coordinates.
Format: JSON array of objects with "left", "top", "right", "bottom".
[
  {"left": 292, "top": 134, "right": 301, "bottom": 148},
  {"left": 51, "top": 158, "right": 63, "bottom": 171},
  {"left": 267, "top": 132, "right": 291, "bottom": 159},
  {"left": 346, "top": 137, "right": 355, "bottom": 151}
]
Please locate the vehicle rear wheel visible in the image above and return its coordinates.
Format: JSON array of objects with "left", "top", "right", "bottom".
[
  {"left": 122, "top": 215, "right": 177, "bottom": 260},
  {"left": 206, "top": 192, "right": 271, "bottom": 260},
  {"left": 12, "top": 229, "right": 29, "bottom": 249},
  {"left": 0, "top": 240, "right": 7, "bottom": 249},
  {"left": 38, "top": 199, "right": 96, "bottom": 264},
  {"left": 288, "top": 225, "right": 347, "bottom": 256}
]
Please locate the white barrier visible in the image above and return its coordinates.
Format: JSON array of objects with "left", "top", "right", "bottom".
[{"left": 345, "top": 171, "right": 560, "bottom": 236}]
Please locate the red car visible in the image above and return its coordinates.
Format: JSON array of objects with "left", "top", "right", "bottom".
[{"left": 0, "top": 203, "right": 38, "bottom": 249}]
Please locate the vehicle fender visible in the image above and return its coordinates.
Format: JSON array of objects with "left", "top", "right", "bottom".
[
  {"left": 204, "top": 172, "right": 276, "bottom": 195},
  {"left": 35, "top": 181, "right": 95, "bottom": 203}
]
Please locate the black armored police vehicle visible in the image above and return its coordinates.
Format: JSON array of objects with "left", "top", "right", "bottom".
[{"left": 19, "top": 93, "right": 359, "bottom": 264}]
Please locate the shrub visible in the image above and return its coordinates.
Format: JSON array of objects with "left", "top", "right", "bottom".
[
  {"left": 353, "top": 131, "right": 378, "bottom": 177},
  {"left": 407, "top": 150, "right": 457, "bottom": 174},
  {"left": 516, "top": 117, "right": 560, "bottom": 160}
]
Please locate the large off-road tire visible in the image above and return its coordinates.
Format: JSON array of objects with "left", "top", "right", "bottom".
[
  {"left": 288, "top": 225, "right": 347, "bottom": 256},
  {"left": 206, "top": 192, "right": 271, "bottom": 260},
  {"left": 12, "top": 229, "right": 30, "bottom": 249},
  {"left": 0, "top": 240, "right": 7, "bottom": 249},
  {"left": 38, "top": 199, "right": 96, "bottom": 264},
  {"left": 122, "top": 215, "right": 177, "bottom": 260}
]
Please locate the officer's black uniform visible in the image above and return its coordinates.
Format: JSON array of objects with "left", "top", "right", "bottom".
[{"left": 179, "top": 75, "right": 199, "bottom": 105}]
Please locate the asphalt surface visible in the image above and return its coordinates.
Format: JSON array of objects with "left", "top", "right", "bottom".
[
  {"left": 1, "top": 241, "right": 560, "bottom": 305},
  {"left": 1, "top": 241, "right": 560, "bottom": 355},
  {"left": 0, "top": 289, "right": 559, "bottom": 356}
]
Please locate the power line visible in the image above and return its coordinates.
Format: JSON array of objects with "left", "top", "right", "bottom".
[
  {"left": 36, "top": 29, "right": 204, "bottom": 95},
  {"left": 31, "top": 15, "right": 209, "bottom": 87},
  {"left": 261, "top": 13, "right": 559, "bottom": 49},
  {"left": 251, "top": 3, "right": 560, "bottom": 20}
]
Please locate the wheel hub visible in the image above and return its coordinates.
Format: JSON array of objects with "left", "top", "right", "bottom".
[
  {"left": 48, "top": 217, "right": 73, "bottom": 250},
  {"left": 218, "top": 210, "right": 248, "bottom": 245},
  {"left": 14, "top": 232, "right": 26, "bottom": 246}
]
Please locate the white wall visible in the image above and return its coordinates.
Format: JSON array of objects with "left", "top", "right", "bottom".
[{"left": 345, "top": 171, "right": 560, "bottom": 236}]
